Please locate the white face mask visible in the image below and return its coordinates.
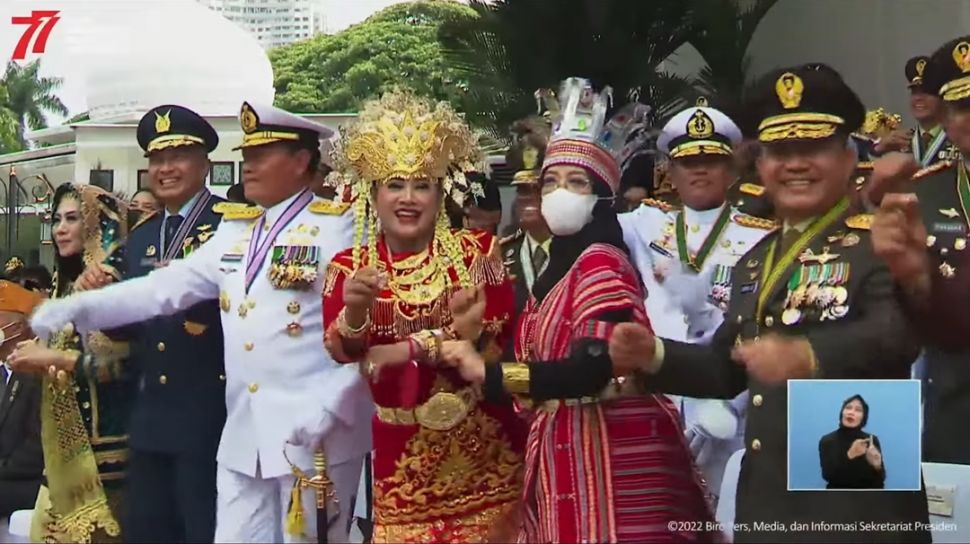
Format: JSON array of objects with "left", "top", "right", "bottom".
[{"left": 541, "top": 188, "right": 598, "bottom": 236}]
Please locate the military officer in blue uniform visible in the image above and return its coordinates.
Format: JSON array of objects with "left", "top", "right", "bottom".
[{"left": 125, "top": 105, "right": 226, "bottom": 543}]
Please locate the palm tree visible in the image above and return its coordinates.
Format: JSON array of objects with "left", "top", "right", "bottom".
[
  {"left": 689, "top": 0, "right": 779, "bottom": 120},
  {"left": 2, "top": 60, "right": 69, "bottom": 147},
  {"left": 0, "top": 87, "right": 21, "bottom": 154},
  {"left": 438, "top": 0, "right": 698, "bottom": 140}
]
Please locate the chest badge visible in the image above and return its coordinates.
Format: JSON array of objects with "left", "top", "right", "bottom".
[
  {"left": 940, "top": 208, "right": 960, "bottom": 219},
  {"left": 841, "top": 233, "right": 860, "bottom": 247},
  {"left": 287, "top": 300, "right": 301, "bottom": 314},
  {"left": 798, "top": 247, "right": 839, "bottom": 265},
  {"left": 219, "top": 291, "right": 230, "bottom": 313},
  {"left": 146, "top": 245, "right": 157, "bottom": 257}
]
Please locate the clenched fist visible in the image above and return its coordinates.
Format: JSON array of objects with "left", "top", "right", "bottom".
[
  {"left": 343, "top": 267, "right": 384, "bottom": 328},
  {"left": 872, "top": 193, "right": 931, "bottom": 290},
  {"left": 609, "top": 322, "right": 656, "bottom": 376}
]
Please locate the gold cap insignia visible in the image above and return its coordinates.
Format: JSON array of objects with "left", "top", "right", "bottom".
[
  {"left": 240, "top": 103, "right": 259, "bottom": 134},
  {"left": 916, "top": 58, "right": 927, "bottom": 76},
  {"left": 155, "top": 110, "right": 172, "bottom": 134},
  {"left": 522, "top": 146, "right": 538, "bottom": 170},
  {"left": 687, "top": 109, "right": 715, "bottom": 139},
  {"left": 695, "top": 96, "right": 709, "bottom": 107},
  {"left": 775, "top": 72, "right": 804, "bottom": 109},
  {"left": 954, "top": 41, "right": 970, "bottom": 73}
]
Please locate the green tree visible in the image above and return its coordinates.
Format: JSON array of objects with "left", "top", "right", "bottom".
[
  {"left": 270, "top": 0, "right": 476, "bottom": 114},
  {"left": 689, "top": 0, "right": 779, "bottom": 120},
  {"left": 2, "top": 60, "right": 69, "bottom": 147},
  {"left": 438, "top": 0, "right": 699, "bottom": 137}
]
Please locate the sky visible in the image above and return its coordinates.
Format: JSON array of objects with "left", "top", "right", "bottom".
[{"left": 1, "top": 0, "right": 410, "bottom": 125}]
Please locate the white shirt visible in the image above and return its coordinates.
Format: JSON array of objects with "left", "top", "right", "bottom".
[
  {"left": 45, "top": 191, "right": 373, "bottom": 478},
  {"left": 1, "top": 362, "right": 11, "bottom": 387},
  {"left": 618, "top": 202, "right": 772, "bottom": 343}
]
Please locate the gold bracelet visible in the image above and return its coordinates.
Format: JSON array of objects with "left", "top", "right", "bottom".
[
  {"left": 410, "top": 330, "right": 441, "bottom": 365},
  {"left": 337, "top": 308, "right": 370, "bottom": 339},
  {"left": 501, "top": 363, "right": 530, "bottom": 395}
]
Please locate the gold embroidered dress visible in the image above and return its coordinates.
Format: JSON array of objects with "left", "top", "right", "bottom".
[
  {"left": 30, "top": 184, "right": 132, "bottom": 544},
  {"left": 322, "top": 90, "right": 526, "bottom": 543}
]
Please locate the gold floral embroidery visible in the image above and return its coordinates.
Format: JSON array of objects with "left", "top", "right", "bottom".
[
  {"left": 374, "top": 408, "right": 522, "bottom": 525},
  {"left": 373, "top": 502, "right": 513, "bottom": 544}
]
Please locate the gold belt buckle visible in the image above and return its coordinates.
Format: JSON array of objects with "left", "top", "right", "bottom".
[{"left": 414, "top": 390, "right": 472, "bottom": 431}]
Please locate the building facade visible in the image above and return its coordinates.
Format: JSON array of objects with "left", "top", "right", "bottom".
[{"left": 197, "top": 0, "right": 326, "bottom": 49}]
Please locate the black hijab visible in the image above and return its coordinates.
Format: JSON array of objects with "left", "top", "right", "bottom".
[{"left": 531, "top": 171, "right": 631, "bottom": 303}]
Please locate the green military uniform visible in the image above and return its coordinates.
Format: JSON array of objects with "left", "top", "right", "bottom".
[
  {"left": 904, "top": 35, "right": 970, "bottom": 463},
  {"left": 645, "top": 63, "right": 931, "bottom": 543}
]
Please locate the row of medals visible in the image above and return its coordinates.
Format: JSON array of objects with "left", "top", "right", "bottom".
[{"left": 780, "top": 260, "right": 850, "bottom": 325}]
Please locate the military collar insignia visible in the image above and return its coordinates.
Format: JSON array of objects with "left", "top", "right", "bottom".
[
  {"left": 776, "top": 72, "right": 804, "bottom": 109},
  {"left": 155, "top": 109, "right": 171, "bottom": 133},
  {"left": 687, "top": 109, "right": 715, "bottom": 139},
  {"left": 954, "top": 41, "right": 970, "bottom": 73}
]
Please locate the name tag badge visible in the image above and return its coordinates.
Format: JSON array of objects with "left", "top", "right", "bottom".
[
  {"left": 740, "top": 281, "right": 759, "bottom": 294},
  {"left": 140, "top": 258, "right": 156, "bottom": 267},
  {"left": 221, "top": 252, "right": 244, "bottom": 263},
  {"left": 932, "top": 222, "right": 965, "bottom": 234},
  {"left": 649, "top": 241, "right": 674, "bottom": 258}
]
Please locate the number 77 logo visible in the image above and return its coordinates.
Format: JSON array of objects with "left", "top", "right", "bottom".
[{"left": 11, "top": 10, "right": 61, "bottom": 61}]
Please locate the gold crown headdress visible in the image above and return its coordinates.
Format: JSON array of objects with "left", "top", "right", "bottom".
[
  {"left": 859, "top": 108, "right": 902, "bottom": 140},
  {"left": 333, "top": 89, "right": 483, "bottom": 278}
]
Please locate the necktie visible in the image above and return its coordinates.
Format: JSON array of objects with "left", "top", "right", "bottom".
[
  {"left": 778, "top": 227, "right": 803, "bottom": 255},
  {"left": 920, "top": 130, "right": 934, "bottom": 152},
  {"left": 532, "top": 244, "right": 548, "bottom": 275},
  {"left": 164, "top": 215, "right": 184, "bottom": 253}
]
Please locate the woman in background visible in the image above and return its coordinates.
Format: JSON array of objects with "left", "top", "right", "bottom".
[{"left": 819, "top": 394, "right": 886, "bottom": 489}]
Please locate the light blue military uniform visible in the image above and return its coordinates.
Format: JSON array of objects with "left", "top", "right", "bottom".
[{"left": 618, "top": 102, "right": 773, "bottom": 501}]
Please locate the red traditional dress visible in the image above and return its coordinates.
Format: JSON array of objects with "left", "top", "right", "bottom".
[
  {"left": 323, "top": 229, "right": 526, "bottom": 543},
  {"left": 514, "top": 243, "right": 717, "bottom": 543}
]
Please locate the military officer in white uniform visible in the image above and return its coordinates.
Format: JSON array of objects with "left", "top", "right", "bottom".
[
  {"left": 618, "top": 99, "right": 774, "bottom": 501},
  {"left": 29, "top": 102, "right": 373, "bottom": 544}
]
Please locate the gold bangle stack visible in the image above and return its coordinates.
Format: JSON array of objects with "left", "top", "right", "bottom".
[
  {"left": 410, "top": 329, "right": 444, "bottom": 365},
  {"left": 337, "top": 308, "right": 371, "bottom": 339}
]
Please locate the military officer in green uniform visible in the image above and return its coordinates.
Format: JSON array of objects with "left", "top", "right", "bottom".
[
  {"left": 872, "top": 35, "right": 970, "bottom": 464},
  {"left": 610, "top": 63, "right": 930, "bottom": 543}
]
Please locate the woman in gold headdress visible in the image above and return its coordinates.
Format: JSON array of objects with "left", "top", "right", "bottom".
[
  {"left": 321, "top": 90, "right": 525, "bottom": 543},
  {"left": 8, "top": 183, "right": 132, "bottom": 544}
]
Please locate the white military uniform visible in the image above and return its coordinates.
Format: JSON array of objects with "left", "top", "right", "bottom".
[
  {"left": 617, "top": 103, "right": 774, "bottom": 500},
  {"left": 31, "top": 104, "right": 373, "bottom": 544}
]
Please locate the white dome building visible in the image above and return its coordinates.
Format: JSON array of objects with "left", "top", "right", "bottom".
[{"left": 77, "top": 0, "right": 275, "bottom": 121}]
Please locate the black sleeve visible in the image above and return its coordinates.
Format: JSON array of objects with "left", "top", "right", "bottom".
[
  {"left": 643, "top": 317, "right": 748, "bottom": 399},
  {"left": 819, "top": 433, "right": 854, "bottom": 488},
  {"left": 0, "top": 378, "right": 44, "bottom": 480},
  {"left": 866, "top": 434, "right": 887, "bottom": 487},
  {"left": 483, "top": 309, "right": 630, "bottom": 403}
]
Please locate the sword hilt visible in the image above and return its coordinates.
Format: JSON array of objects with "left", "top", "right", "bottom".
[{"left": 308, "top": 449, "right": 338, "bottom": 509}]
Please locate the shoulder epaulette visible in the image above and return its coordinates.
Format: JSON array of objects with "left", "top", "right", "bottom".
[
  {"left": 499, "top": 230, "right": 524, "bottom": 246},
  {"left": 130, "top": 210, "right": 159, "bottom": 231},
  {"left": 212, "top": 202, "right": 263, "bottom": 220},
  {"left": 738, "top": 183, "right": 766, "bottom": 197},
  {"left": 912, "top": 160, "right": 954, "bottom": 181},
  {"left": 639, "top": 197, "right": 678, "bottom": 212},
  {"left": 309, "top": 199, "right": 350, "bottom": 215},
  {"left": 845, "top": 214, "right": 873, "bottom": 230},
  {"left": 733, "top": 213, "right": 777, "bottom": 230}
]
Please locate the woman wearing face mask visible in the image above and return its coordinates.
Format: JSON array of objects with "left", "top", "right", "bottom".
[
  {"left": 8, "top": 184, "right": 132, "bottom": 543},
  {"left": 321, "top": 90, "right": 525, "bottom": 543},
  {"left": 443, "top": 78, "right": 716, "bottom": 543},
  {"left": 819, "top": 394, "right": 885, "bottom": 489}
]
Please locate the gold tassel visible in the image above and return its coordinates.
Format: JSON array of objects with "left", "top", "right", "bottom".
[{"left": 285, "top": 480, "right": 306, "bottom": 537}]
